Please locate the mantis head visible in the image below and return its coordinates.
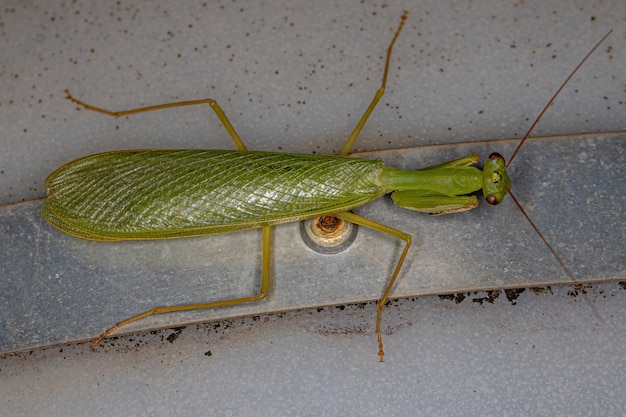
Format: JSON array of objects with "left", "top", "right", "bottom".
[{"left": 482, "top": 152, "right": 512, "bottom": 206}]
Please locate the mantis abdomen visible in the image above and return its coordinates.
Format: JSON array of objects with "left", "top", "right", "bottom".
[{"left": 42, "top": 150, "right": 387, "bottom": 240}]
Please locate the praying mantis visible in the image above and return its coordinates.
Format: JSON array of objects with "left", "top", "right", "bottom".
[{"left": 42, "top": 11, "right": 612, "bottom": 361}]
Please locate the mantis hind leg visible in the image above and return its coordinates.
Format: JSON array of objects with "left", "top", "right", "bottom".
[
  {"left": 64, "top": 89, "right": 248, "bottom": 151},
  {"left": 335, "top": 212, "right": 411, "bottom": 362},
  {"left": 90, "top": 225, "right": 273, "bottom": 349},
  {"left": 339, "top": 11, "right": 408, "bottom": 156}
]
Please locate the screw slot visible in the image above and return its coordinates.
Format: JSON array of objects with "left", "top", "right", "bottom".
[{"left": 299, "top": 215, "right": 358, "bottom": 254}]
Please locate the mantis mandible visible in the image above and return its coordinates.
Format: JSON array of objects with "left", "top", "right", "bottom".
[{"left": 42, "top": 11, "right": 612, "bottom": 361}]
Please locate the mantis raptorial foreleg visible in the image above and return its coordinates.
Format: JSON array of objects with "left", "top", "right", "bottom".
[
  {"left": 390, "top": 153, "right": 481, "bottom": 214},
  {"left": 90, "top": 225, "right": 273, "bottom": 348}
]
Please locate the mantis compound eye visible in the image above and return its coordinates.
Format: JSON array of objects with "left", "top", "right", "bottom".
[
  {"left": 488, "top": 152, "right": 504, "bottom": 163},
  {"left": 486, "top": 193, "right": 502, "bottom": 205}
]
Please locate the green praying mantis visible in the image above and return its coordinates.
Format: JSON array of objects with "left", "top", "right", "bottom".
[{"left": 42, "top": 11, "right": 612, "bottom": 361}]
